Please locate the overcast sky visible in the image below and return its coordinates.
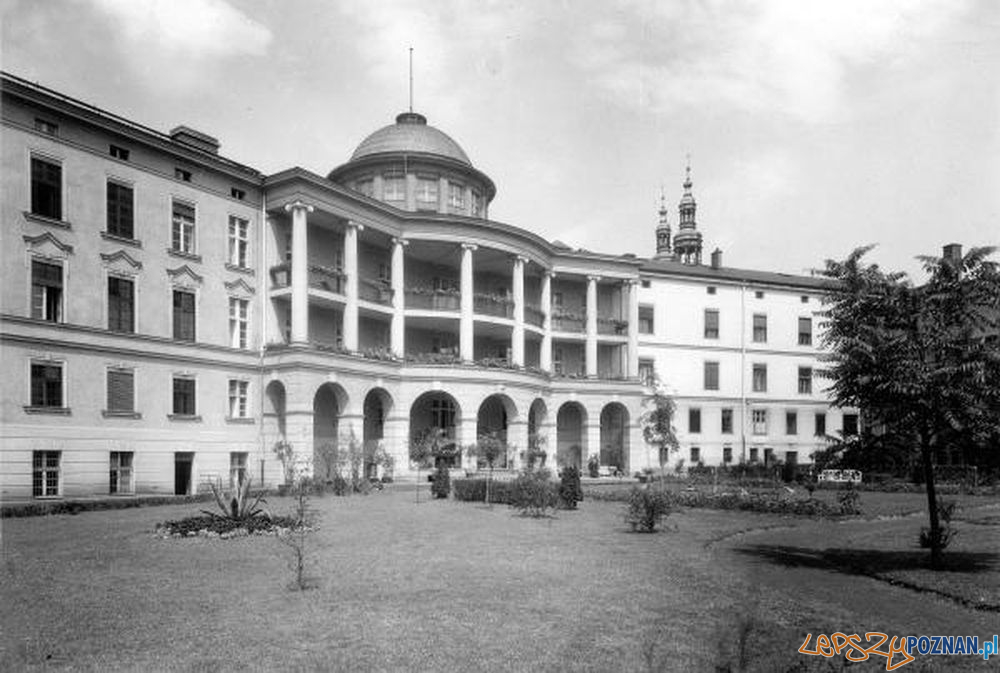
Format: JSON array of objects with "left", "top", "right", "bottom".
[{"left": 3, "top": 0, "right": 997, "bottom": 279}]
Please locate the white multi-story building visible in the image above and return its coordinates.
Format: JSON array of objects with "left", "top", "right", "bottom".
[{"left": 0, "top": 72, "right": 852, "bottom": 500}]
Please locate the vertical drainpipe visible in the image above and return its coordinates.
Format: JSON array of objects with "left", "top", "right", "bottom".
[
  {"left": 740, "top": 280, "right": 747, "bottom": 464},
  {"left": 258, "top": 189, "right": 267, "bottom": 486}
]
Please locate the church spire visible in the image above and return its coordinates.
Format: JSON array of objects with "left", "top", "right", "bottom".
[
  {"left": 654, "top": 185, "right": 672, "bottom": 257},
  {"left": 673, "top": 159, "right": 703, "bottom": 265}
]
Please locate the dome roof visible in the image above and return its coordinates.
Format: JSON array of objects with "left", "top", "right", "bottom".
[{"left": 350, "top": 112, "right": 471, "bottom": 166}]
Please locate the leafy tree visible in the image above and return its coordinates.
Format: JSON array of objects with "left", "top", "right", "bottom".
[
  {"left": 640, "top": 383, "right": 680, "bottom": 472},
  {"left": 467, "top": 433, "right": 506, "bottom": 507},
  {"left": 408, "top": 428, "right": 445, "bottom": 504},
  {"left": 820, "top": 245, "right": 1000, "bottom": 567}
]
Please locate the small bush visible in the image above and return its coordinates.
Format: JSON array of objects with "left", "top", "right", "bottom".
[
  {"left": 509, "top": 470, "right": 558, "bottom": 517},
  {"left": 919, "top": 500, "right": 958, "bottom": 550},
  {"left": 451, "top": 478, "right": 514, "bottom": 504},
  {"left": 837, "top": 483, "right": 862, "bottom": 515},
  {"left": 558, "top": 467, "right": 583, "bottom": 510},
  {"left": 431, "top": 466, "right": 451, "bottom": 499},
  {"left": 587, "top": 455, "right": 600, "bottom": 478},
  {"left": 625, "top": 487, "right": 672, "bottom": 532}
]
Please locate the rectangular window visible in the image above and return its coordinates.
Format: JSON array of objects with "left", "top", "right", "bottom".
[
  {"left": 688, "top": 408, "right": 701, "bottom": 434},
  {"left": 704, "top": 309, "right": 719, "bottom": 339},
  {"left": 752, "top": 314, "right": 767, "bottom": 342},
  {"left": 34, "top": 118, "right": 58, "bottom": 135},
  {"left": 106, "top": 181, "right": 134, "bottom": 239},
  {"left": 704, "top": 361, "right": 719, "bottom": 391},
  {"left": 706, "top": 286, "right": 716, "bottom": 295},
  {"left": 415, "top": 178, "right": 438, "bottom": 209},
  {"left": 31, "top": 362, "right": 64, "bottom": 408},
  {"left": 798, "top": 317, "right": 813, "bottom": 346},
  {"left": 749, "top": 447, "right": 759, "bottom": 463},
  {"left": 798, "top": 367, "right": 813, "bottom": 394},
  {"left": 383, "top": 175, "right": 405, "bottom": 202},
  {"left": 815, "top": 413, "right": 826, "bottom": 437},
  {"left": 31, "top": 259, "right": 63, "bottom": 322},
  {"left": 109, "top": 451, "right": 134, "bottom": 494},
  {"left": 764, "top": 447, "right": 774, "bottom": 466},
  {"left": 33, "top": 450, "right": 61, "bottom": 497},
  {"left": 228, "top": 379, "right": 248, "bottom": 419},
  {"left": 107, "top": 276, "right": 135, "bottom": 333},
  {"left": 230, "top": 452, "right": 248, "bottom": 488},
  {"left": 752, "top": 364, "right": 767, "bottom": 392},
  {"left": 228, "top": 216, "right": 249, "bottom": 268},
  {"left": 174, "top": 167, "right": 192, "bottom": 182},
  {"left": 638, "top": 305, "right": 654, "bottom": 334},
  {"left": 723, "top": 446, "right": 733, "bottom": 464},
  {"left": 106, "top": 368, "right": 135, "bottom": 413},
  {"left": 690, "top": 446, "right": 700, "bottom": 464},
  {"left": 721, "top": 408, "right": 733, "bottom": 434},
  {"left": 755, "top": 290, "right": 765, "bottom": 299},
  {"left": 786, "top": 411, "right": 798, "bottom": 435},
  {"left": 172, "top": 377, "right": 196, "bottom": 416},
  {"left": 752, "top": 409, "right": 767, "bottom": 435},
  {"left": 171, "top": 201, "right": 195, "bottom": 254},
  {"left": 229, "top": 297, "right": 249, "bottom": 349},
  {"left": 231, "top": 187, "right": 246, "bottom": 200},
  {"left": 638, "top": 359, "right": 655, "bottom": 387},
  {"left": 31, "top": 156, "right": 62, "bottom": 220},
  {"left": 172, "top": 290, "right": 196, "bottom": 341},
  {"left": 843, "top": 413, "right": 859, "bottom": 436},
  {"left": 109, "top": 145, "right": 130, "bottom": 161},
  {"left": 448, "top": 182, "right": 464, "bottom": 211},
  {"left": 553, "top": 347, "right": 564, "bottom": 375},
  {"left": 552, "top": 292, "right": 564, "bottom": 308},
  {"left": 471, "top": 189, "right": 482, "bottom": 217}
]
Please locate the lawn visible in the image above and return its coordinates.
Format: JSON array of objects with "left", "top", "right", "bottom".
[{"left": 1, "top": 486, "right": 997, "bottom": 672}]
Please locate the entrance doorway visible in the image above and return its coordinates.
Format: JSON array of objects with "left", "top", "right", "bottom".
[{"left": 174, "top": 452, "right": 194, "bottom": 495}]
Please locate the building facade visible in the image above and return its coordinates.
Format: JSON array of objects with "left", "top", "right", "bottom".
[{"left": 0, "top": 73, "right": 851, "bottom": 500}]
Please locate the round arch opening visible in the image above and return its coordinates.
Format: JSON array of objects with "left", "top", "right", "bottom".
[
  {"left": 476, "top": 394, "right": 517, "bottom": 469},
  {"left": 409, "top": 391, "right": 461, "bottom": 468},
  {"left": 600, "top": 403, "right": 630, "bottom": 474},
  {"left": 556, "top": 402, "right": 587, "bottom": 470}
]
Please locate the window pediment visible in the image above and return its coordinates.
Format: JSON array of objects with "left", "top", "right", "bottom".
[
  {"left": 100, "top": 250, "right": 143, "bottom": 274},
  {"left": 224, "top": 277, "right": 255, "bottom": 297},
  {"left": 23, "top": 232, "right": 73, "bottom": 258},
  {"left": 167, "top": 264, "right": 203, "bottom": 289}
]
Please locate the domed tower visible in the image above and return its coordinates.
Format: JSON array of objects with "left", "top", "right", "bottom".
[
  {"left": 672, "top": 164, "right": 703, "bottom": 265},
  {"left": 654, "top": 188, "right": 672, "bottom": 257},
  {"left": 328, "top": 111, "right": 496, "bottom": 218}
]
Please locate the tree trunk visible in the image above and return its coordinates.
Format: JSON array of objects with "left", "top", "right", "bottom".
[
  {"left": 920, "top": 430, "right": 942, "bottom": 569},
  {"left": 487, "top": 464, "right": 493, "bottom": 508}
]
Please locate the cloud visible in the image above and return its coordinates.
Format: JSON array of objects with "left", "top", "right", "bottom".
[
  {"left": 571, "top": 0, "right": 971, "bottom": 123},
  {"left": 91, "top": 0, "right": 271, "bottom": 58}
]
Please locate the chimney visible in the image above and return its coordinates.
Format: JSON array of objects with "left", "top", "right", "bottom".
[
  {"left": 169, "top": 125, "right": 221, "bottom": 154},
  {"left": 943, "top": 243, "right": 962, "bottom": 264},
  {"left": 710, "top": 248, "right": 722, "bottom": 270}
]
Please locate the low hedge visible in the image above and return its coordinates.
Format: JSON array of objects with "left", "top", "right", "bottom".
[
  {"left": 452, "top": 478, "right": 514, "bottom": 504},
  {"left": 2, "top": 493, "right": 214, "bottom": 518},
  {"left": 587, "top": 486, "right": 839, "bottom": 517}
]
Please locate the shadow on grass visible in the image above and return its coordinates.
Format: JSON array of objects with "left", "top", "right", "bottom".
[{"left": 735, "top": 544, "right": 1000, "bottom": 611}]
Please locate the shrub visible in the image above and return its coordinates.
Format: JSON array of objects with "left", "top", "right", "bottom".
[
  {"left": 837, "top": 483, "right": 862, "bottom": 515},
  {"left": 625, "top": 487, "right": 672, "bottom": 532},
  {"left": 509, "top": 470, "right": 558, "bottom": 517},
  {"left": 451, "top": 478, "right": 515, "bottom": 504},
  {"left": 919, "top": 500, "right": 957, "bottom": 551},
  {"left": 201, "top": 478, "right": 269, "bottom": 525},
  {"left": 558, "top": 466, "right": 583, "bottom": 510},
  {"left": 431, "top": 466, "right": 451, "bottom": 499}
]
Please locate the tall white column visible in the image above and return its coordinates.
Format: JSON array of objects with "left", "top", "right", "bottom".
[
  {"left": 540, "top": 271, "right": 552, "bottom": 372},
  {"left": 391, "top": 238, "right": 407, "bottom": 357},
  {"left": 511, "top": 256, "right": 525, "bottom": 367},
  {"left": 285, "top": 201, "right": 313, "bottom": 345},
  {"left": 627, "top": 280, "right": 639, "bottom": 378},
  {"left": 460, "top": 243, "right": 477, "bottom": 362},
  {"left": 586, "top": 275, "right": 599, "bottom": 378},
  {"left": 343, "top": 221, "right": 363, "bottom": 352}
]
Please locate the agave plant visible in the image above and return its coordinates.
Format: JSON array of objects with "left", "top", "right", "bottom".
[{"left": 202, "top": 477, "right": 269, "bottom": 523}]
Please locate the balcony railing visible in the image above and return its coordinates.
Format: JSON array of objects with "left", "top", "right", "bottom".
[
  {"left": 359, "top": 277, "right": 394, "bottom": 305},
  {"left": 597, "top": 317, "right": 629, "bottom": 336},
  {"left": 474, "top": 293, "right": 513, "bottom": 319},
  {"left": 268, "top": 263, "right": 346, "bottom": 294},
  {"left": 524, "top": 304, "right": 545, "bottom": 328},
  {"left": 405, "top": 351, "right": 462, "bottom": 365},
  {"left": 551, "top": 309, "right": 585, "bottom": 333},
  {"left": 405, "top": 288, "right": 461, "bottom": 311}
]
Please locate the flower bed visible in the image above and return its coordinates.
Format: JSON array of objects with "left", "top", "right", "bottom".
[
  {"left": 586, "top": 486, "right": 840, "bottom": 517},
  {"left": 156, "top": 513, "right": 303, "bottom": 538}
]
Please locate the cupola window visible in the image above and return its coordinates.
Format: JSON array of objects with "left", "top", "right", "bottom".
[
  {"left": 416, "top": 178, "right": 438, "bottom": 210},
  {"left": 383, "top": 175, "right": 405, "bottom": 203},
  {"left": 470, "top": 189, "right": 483, "bottom": 217},
  {"left": 448, "top": 182, "right": 464, "bottom": 213}
]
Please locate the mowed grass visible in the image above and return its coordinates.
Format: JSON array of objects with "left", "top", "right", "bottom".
[{"left": 2, "top": 487, "right": 998, "bottom": 672}]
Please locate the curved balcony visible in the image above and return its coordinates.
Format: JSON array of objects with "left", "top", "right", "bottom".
[
  {"left": 524, "top": 304, "right": 545, "bottom": 328},
  {"left": 474, "top": 292, "right": 513, "bottom": 319},
  {"left": 359, "top": 277, "right": 394, "bottom": 306},
  {"left": 551, "top": 308, "right": 585, "bottom": 333},
  {"left": 405, "top": 288, "right": 461, "bottom": 312},
  {"left": 597, "top": 317, "right": 629, "bottom": 336}
]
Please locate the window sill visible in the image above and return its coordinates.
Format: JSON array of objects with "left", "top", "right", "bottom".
[
  {"left": 167, "top": 249, "right": 202, "bottom": 263},
  {"left": 225, "top": 263, "right": 255, "bottom": 276},
  {"left": 24, "top": 212, "right": 71, "bottom": 229},
  {"left": 173, "top": 336, "right": 197, "bottom": 344},
  {"left": 225, "top": 417, "right": 255, "bottom": 424},
  {"left": 168, "top": 414, "right": 202, "bottom": 422},
  {"left": 101, "top": 232, "right": 142, "bottom": 248},
  {"left": 24, "top": 406, "right": 71, "bottom": 415},
  {"left": 33, "top": 495, "right": 63, "bottom": 500},
  {"left": 102, "top": 410, "right": 143, "bottom": 419}
]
